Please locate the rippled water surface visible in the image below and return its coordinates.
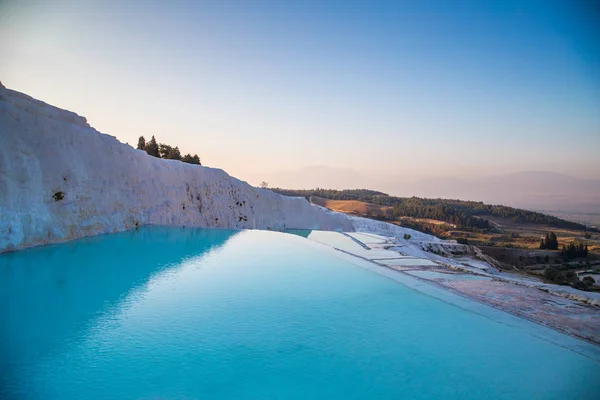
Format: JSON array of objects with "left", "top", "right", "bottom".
[{"left": 1, "top": 227, "right": 598, "bottom": 399}]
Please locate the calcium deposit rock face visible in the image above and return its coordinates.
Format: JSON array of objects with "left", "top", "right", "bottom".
[{"left": 0, "top": 84, "right": 353, "bottom": 252}]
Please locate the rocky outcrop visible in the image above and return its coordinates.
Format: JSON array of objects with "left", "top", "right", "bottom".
[{"left": 0, "top": 85, "right": 352, "bottom": 252}]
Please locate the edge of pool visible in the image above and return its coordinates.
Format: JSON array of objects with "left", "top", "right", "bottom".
[{"left": 296, "top": 234, "right": 600, "bottom": 363}]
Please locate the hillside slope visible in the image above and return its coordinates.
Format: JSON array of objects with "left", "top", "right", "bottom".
[
  {"left": 273, "top": 188, "right": 593, "bottom": 231},
  {"left": 0, "top": 84, "right": 355, "bottom": 252},
  {"left": 310, "top": 196, "right": 394, "bottom": 219}
]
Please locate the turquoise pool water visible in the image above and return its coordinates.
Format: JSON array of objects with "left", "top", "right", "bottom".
[{"left": 1, "top": 227, "right": 598, "bottom": 399}]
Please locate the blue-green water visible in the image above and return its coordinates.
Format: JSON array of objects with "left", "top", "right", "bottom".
[{"left": 1, "top": 227, "right": 598, "bottom": 399}]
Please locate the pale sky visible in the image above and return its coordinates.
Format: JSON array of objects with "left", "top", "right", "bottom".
[{"left": 1, "top": 0, "right": 599, "bottom": 184}]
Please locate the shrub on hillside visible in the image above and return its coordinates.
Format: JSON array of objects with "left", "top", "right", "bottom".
[
  {"left": 582, "top": 276, "right": 596, "bottom": 286},
  {"left": 544, "top": 266, "right": 593, "bottom": 290},
  {"left": 544, "top": 266, "right": 560, "bottom": 281}
]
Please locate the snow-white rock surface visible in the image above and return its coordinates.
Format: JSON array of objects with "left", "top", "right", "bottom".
[
  {"left": 348, "top": 214, "right": 442, "bottom": 243},
  {"left": 0, "top": 84, "right": 354, "bottom": 252}
]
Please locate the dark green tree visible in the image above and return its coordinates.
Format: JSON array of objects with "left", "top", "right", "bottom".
[
  {"left": 182, "top": 153, "right": 201, "bottom": 165},
  {"left": 145, "top": 135, "right": 160, "bottom": 157},
  {"left": 167, "top": 146, "right": 182, "bottom": 160},
  {"left": 541, "top": 232, "right": 559, "bottom": 250},
  {"left": 582, "top": 276, "right": 595, "bottom": 286},
  {"left": 544, "top": 266, "right": 559, "bottom": 281},
  {"left": 159, "top": 144, "right": 182, "bottom": 160},
  {"left": 137, "top": 136, "right": 146, "bottom": 150},
  {"left": 158, "top": 143, "right": 172, "bottom": 158}
]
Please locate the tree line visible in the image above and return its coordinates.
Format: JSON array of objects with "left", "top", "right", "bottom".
[
  {"left": 270, "top": 188, "right": 594, "bottom": 232},
  {"left": 137, "top": 136, "right": 201, "bottom": 165},
  {"left": 391, "top": 202, "right": 491, "bottom": 230},
  {"left": 272, "top": 188, "right": 388, "bottom": 202},
  {"left": 560, "top": 241, "right": 588, "bottom": 259}
]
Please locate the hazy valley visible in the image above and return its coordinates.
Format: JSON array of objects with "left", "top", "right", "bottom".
[{"left": 251, "top": 167, "right": 600, "bottom": 226}]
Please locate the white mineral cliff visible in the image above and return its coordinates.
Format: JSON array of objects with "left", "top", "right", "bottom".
[
  {"left": 0, "top": 83, "right": 503, "bottom": 255},
  {"left": 0, "top": 84, "right": 366, "bottom": 252}
]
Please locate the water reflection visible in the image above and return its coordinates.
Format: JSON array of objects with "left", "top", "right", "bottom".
[{"left": 0, "top": 226, "right": 238, "bottom": 389}]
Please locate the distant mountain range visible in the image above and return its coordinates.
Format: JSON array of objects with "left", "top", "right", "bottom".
[{"left": 247, "top": 168, "right": 600, "bottom": 226}]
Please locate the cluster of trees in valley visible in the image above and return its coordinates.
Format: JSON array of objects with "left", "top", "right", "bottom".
[
  {"left": 544, "top": 266, "right": 595, "bottom": 290},
  {"left": 540, "top": 232, "right": 589, "bottom": 259},
  {"left": 390, "top": 202, "right": 491, "bottom": 230},
  {"left": 137, "top": 136, "right": 201, "bottom": 165},
  {"left": 560, "top": 241, "right": 589, "bottom": 259},
  {"left": 539, "top": 232, "right": 559, "bottom": 250},
  {"left": 271, "top": 188, "right": 592, "bottom": 232}
]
